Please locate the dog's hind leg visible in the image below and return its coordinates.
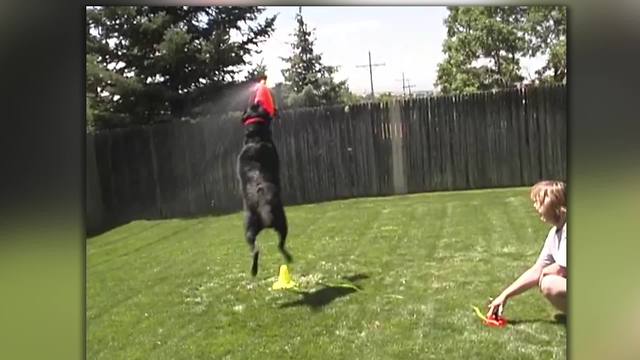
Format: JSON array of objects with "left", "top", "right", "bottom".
[
  {"left": 274, "top": 209, "right": 293, "bottom": 264},
  {"left": 245, "top": 211, "right": 262, "bottom": 276},
  {"left": 247, "top": 230, "right": 260, "bottom": 277}
]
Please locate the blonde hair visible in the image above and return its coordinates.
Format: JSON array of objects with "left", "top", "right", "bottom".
[{"left": 530, "top": 180, "right": 567, "bottom": 225}]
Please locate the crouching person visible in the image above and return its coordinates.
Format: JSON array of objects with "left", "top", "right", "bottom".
[{"left": 487, "top": 180, "right": 567, "bottom": 319}]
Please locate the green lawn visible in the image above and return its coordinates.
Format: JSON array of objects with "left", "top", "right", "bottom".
[{"left": 87, "top": 187, "right": 566, "bottom": 359}]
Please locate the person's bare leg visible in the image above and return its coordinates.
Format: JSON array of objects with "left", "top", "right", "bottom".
[{"left": 539, "top": 274, "right": 567, "bottom": 313}]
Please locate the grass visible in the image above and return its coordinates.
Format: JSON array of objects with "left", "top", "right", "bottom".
[{"left": 87, "top": 187, "right": 566, "bottom": 359}]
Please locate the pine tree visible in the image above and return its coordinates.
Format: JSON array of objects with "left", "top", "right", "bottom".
[
  {"left": 245, "top": 59, "right": 268, "bottom": 81},
  {"left": 280, "top": 8, "right": 350, "bottom": 107},
  {"left": 86, "top": 6, "right": 276, "bottom": 128}
]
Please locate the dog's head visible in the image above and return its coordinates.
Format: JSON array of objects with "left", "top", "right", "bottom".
[
  {"left": 241, "top": 103, "right": 274, "bottom": 143},
  {"left": 242, "top": 103, "right": 272, "bottom": 127},
  {"left": 242, "top": 78, "right": 277, "bottom": 125}
]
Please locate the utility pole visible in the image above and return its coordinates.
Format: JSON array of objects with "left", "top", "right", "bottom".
[
  {"left": 396, "top": 72, "right": 416, "bottom": 98},
  {"left": 405, "top": 79, "right": 416, "bottom": 96},
  {"left": 356, "top": 51, "right": 385, "bottom": 101}
]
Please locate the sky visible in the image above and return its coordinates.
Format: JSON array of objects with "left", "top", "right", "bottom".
[{"left": 248, "top": 6, "right": 546, "bottom": 96}]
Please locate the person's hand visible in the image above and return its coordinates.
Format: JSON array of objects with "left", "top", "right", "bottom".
[
  {"left": 487, "top": 295, "right": 507, "bottom": 318},
  {"left": 538, "top": 263, "right": 567, "bottom": 287}
]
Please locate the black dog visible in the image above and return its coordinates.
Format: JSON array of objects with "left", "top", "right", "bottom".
[{"left": 237, "top": 104, "right": 293, "bottom": 276}]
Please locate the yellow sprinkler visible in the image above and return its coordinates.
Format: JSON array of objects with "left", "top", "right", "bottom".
[{"left": 272, "top": 265, "right": 297, "bottom": 290}]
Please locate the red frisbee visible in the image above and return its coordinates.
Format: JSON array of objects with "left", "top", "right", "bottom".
[{"left": 253, "top": 81, "right": 275, "bottom": 117}]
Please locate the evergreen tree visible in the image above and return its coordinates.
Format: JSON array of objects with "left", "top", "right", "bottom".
[
  {"left": 86, "top": 6, "right": 276, "bottom": 128},
  {"left": 280, "top": 8, "right": 350, "bottom": 107}
]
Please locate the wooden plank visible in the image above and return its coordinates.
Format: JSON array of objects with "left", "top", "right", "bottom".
[
  {"left": 468, "top": 93, "right": 479, "bottom": 189},
  {"left": 449, "top": 95, "right": 459, "bottom": 190},
  {"left": 508, "top": 88, "right": 522, "bottom": 185},
  {"left": 485, "top": 91, "right": 496, "bottom": 188},
  {"left": 556, "top": 85, "right": 568, "bottom": 180},
  {"left": 478, "top": 92, "right": 490, "bottom": 188},
  {"left": 404, "top": 99, "right": 416, "bottom": 193},
  {"left": 528, "top": 86, "right": 543, "bottom": 182},
  {"left": 421, "top": 97, "right": 432, "bottom": 192},
  {"left": 358, "top": 104, "right": 371, "bottom": 196},
  {"left": 376, "top": 102, "right": 388, "bottom": 195},
  {"left": 366, "top": 103, "right": 378, "bottom": 196},
  {"left": 456, "top": 93, "right": 469, "bottom": 189},
  {"left": 435, "top": 95, "right": 447, "bottom": 191},
  {"left": 464, "top": 92, "right": 476, "bottom": 189},
  {"left": 427, "top": 96, "right": 438, "bottom": 191},
  {"left": 516, "top": 88, "right": 531, "bottom": 185},
  {"left": 539, "top": 87, "right": 550, "bottom": 181},
  {"left": 346, "top": 104, "right": 358, "bottom": 197},
  {"left": 441, "top": 94, "right": 451, "bottom": 190},
  {"left": 285, "top": 109, "right": 300, "bottom": 205},
  {"left": 496, "top": 90, "right": 508, "bottom": 186},
  {"left": 334, "top": 106, "right": 348, "bottom": 199}
]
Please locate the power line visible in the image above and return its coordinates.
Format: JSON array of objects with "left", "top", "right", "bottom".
[{"left": 356, "top": 51, "right": 385, "bottom": 101}]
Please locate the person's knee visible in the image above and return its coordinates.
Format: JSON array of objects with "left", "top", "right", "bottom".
[{"left": 539, "top": 275, "right": 566, "bottom": 298}]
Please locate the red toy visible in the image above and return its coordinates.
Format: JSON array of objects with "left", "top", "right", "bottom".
[
  {"left": 243, "top": 77, "right": 277, "bottom": 126},
  {"left": 484, "top": 314, "right": 508, "bottom": 328},
  {"left": 472, "top": 305, "right": 508, "bottom": 328},
  {"left": 253, "top": 80, "right": 275, "bottom": 117}
]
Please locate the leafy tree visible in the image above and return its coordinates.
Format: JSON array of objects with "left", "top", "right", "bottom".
[
  {"left": 376, "top": 92, "right": 403, "bottom": 103},
  {"left": 435, "top": 6, "right": 565, "bottom": 94},
  {"left": 287, "top": 85, "right": 321, "bottom": 108},
  {"left": 340, "top": 91, "right": 366, "bottom": 105},
  {"left": 86, "top": 6, "right": 276, "bottom": 129},
  {"left": 525, "top": 6, "right": 566, "bottom": 84}
]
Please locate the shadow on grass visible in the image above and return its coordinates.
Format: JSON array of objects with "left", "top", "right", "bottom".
[
  {"left": 341, "top": 274, "right": 369, "bottom": 282},
  {"left": 279, "top": 273, "right": 369, "bottom": 311},
  {"left": 509, "top": 314, "right": 566, "bottom": 326}
]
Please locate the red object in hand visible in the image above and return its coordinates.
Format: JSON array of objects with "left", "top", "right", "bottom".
[{"left": 485, "top": 315, "right": 508, "bottom": 328}]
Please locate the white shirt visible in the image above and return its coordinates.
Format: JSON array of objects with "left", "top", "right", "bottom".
[{"left": 536, "top": 223, "right": 567, "bottom": 268}]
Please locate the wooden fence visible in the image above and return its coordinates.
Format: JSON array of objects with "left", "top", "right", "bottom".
[{"left": 86, "top": 85, "right": 567, "bottom": 235}]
